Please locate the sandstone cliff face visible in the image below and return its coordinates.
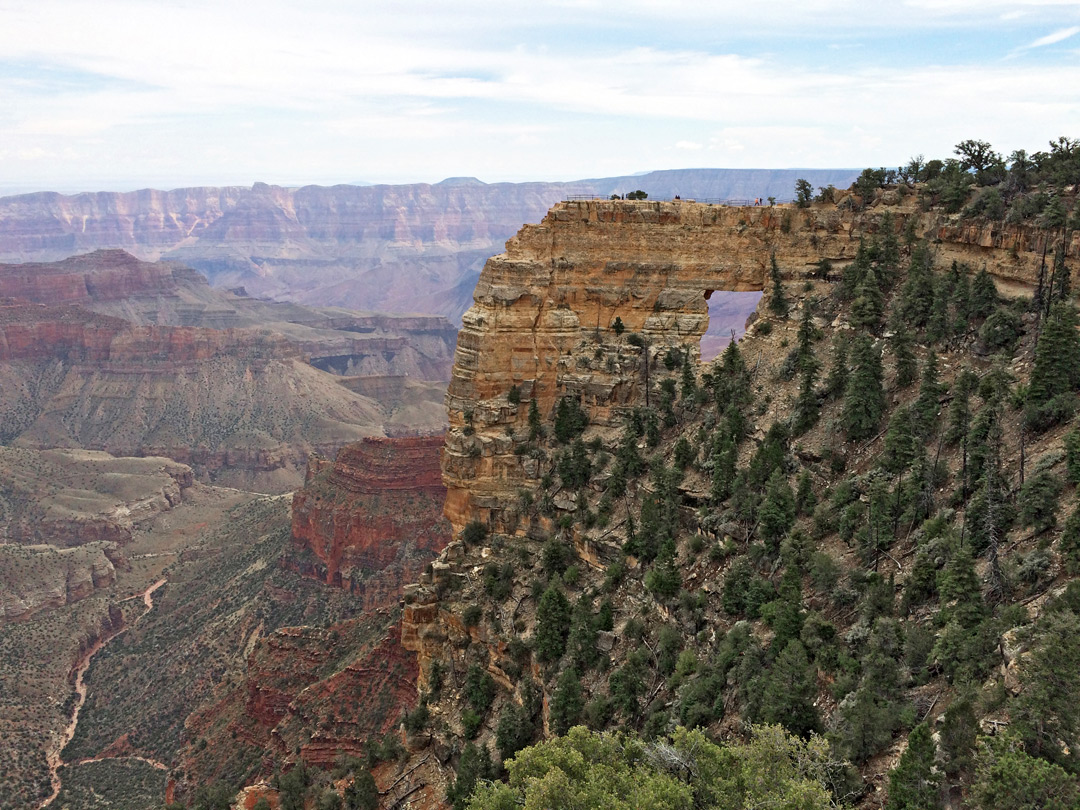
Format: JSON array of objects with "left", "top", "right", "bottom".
[
  {"left": 399, "top": 195, "right": 1075, "bottom": 770},
  {"left": 288, "top": 436, "right": 450, "bottom": 609},
  {"left": 438, "top": 196, "right": 1066, "bottom": 538}
]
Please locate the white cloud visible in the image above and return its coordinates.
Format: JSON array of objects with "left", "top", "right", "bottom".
[
  {"left": 2, "top": 1, "right": 1080, "bottom": 189},
  {"left": 1026, "top": 24, "right": 1080, "bottom": 46}
]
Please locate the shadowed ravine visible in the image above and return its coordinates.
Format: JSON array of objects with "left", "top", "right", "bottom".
[{"left": 38, "top": 579, "right": 167, "bottom": 809}]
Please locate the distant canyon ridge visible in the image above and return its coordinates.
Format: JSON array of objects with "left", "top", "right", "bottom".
[{"left": 0, "top": 169, "right": 857, "bottom": 323}]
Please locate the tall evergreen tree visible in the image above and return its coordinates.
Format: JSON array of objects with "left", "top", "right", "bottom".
[
  {"left": 761, "top": 640, "right": 821, "bottom": 738},
  {"left": 841, "top": 238, "right": 872, "bottom": 300},
  {"left": 1012, "top": 611, "right": 1080, "bottom": 772},
  {"left": 891, "top": 324, "right": 918, "bottom": 388},
  {"left": 970, "top": 268, "right": 999, "bottom": 319},
  {"left": 795, "top": 300, "right": 819, "bottom": 372},
  {"left": 566, "top": 595, "right": 599, "bottom": 671},
  {"left": 898, "top": 243, "right": 935, "bottom": 328},
  {"left": 926, "top": 274, "right": 952, "bottom": 343},
  {"left": 824, "top": 337, "right": 849, "bottom": 400},
  {"left": 883, "top": 406, "right": 918, "bottom": 473},
  {"left": 1052, "top": 242, "right": 1072, "bottom": 305},
  {"left": 535, "top": 585, "right": 572, "bottom": 663},
  {"left": 759, "top": 469, "right": 796, "bottom": 554},
  {"left": 549, "top": 667, "right": 585, "bottom": 735},
  {"left": 1029, "top": 302, "right": 1080, "bottom": 409},
  {"left": 710, "top": 432, "right": 737, "bottom": 503},
  {"left": 885, "top": 723, "right": 943, "bottom": 810},
  {"left": 769, "top": 253, "right": 789, "bottom": 318},
  {"left": 842, "top": 335, "right": 886, "bottom": 441},
  {"left": 850, "top": 266, "right": 885, "bottom": 332},
  {"left": 914, "top": 351, "right": 945, "bottom": 436}
]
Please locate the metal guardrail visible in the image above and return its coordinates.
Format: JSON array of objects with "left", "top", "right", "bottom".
[{"left": 563, "top": 195, "right": 796, "bottom": 206}]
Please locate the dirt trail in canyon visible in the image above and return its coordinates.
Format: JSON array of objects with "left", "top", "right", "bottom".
[{"left": 38, "top": 578, "right": 167, "bottom": 809}]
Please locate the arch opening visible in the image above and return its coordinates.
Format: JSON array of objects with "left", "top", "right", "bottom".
[{"left": 700, "top": 290, "right": 763, "bottom": 361}]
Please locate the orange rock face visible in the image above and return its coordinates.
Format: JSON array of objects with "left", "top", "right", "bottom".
[
  {"left": 438, "top": 197, "right": 1064, "bottom": 538},
  {"left": 289, "top": 437, "right": 450, "bottom": 608}
]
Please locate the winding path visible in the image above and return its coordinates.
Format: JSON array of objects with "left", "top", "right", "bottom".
[{"left": 37, "top": 578, "right": 167, "bottom": 809}]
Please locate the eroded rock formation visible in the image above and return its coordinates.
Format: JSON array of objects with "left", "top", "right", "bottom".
[
  {"left": 0, "top": 542, "right": 125, "bottom": 623},
  {"left": 288, "top": 436, "right": 449, "bottom": 608},
  {"left": 439, "top": 197, "right": 1069, "bottom": 537}
]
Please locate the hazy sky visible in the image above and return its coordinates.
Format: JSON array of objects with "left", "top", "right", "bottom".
[{"left": 3, "top": 0, "right": 1079, "bottom": 193}]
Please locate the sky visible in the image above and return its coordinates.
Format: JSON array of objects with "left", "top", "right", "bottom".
[{"left": 2, "top": 0, "right": 1079, "bottom": 193}]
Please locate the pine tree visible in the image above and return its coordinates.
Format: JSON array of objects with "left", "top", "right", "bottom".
[
  {"left": 795, "top": 469, "right": 817, "bottom": 516},
  {"left": 795, "top": 300, "right": 818, "bottom": 372},
  {"left": 761, "top": 640, "right": 821, "bottom": 738},
  {"left": 945, "top": 367, "right": 977, "bottom": 446},
  {"left": 1028, "top": 302, "right": 1080, "bottom": 411},
  {"left": 644, "top": 540, "right": 681, "bottom": 599},
  {"left": 549, "top": 667, "right": 585, "bottom": 735},
  {"left": 495, "top": 703, "right": 534, "bottom": 762},
  {"left": 939, "top": 691, "right": 978, "bottom": 776},
  {"left": 898, "top": 243, "right": 935, "bottom": 328},
  {"left": 891, "top": 324, "right": 918, "bottom": 388},
  {"left": 448, "top": 743, "right": 493, "bottom": 810},
  {"left": 528, "top": 399, "right": 543, "bottom": 441},
  {"left": 759, "top": 469, "right": 796, "bottom": 554},
  {"left": 824, "top": 337, "right": 849, "bottom": 400},
  {"left": 926, "top": 274, "right": 952, "bottom": 343},
  {"left": 850, "top": 266, "right": 885, "bottom": 332},
  {"left": 967, "top": 267, "right": 998, "bottom": 319},
  {"left": 344, "top": 771, "right": 379, "bottom": 810},
  {"left": 769, "top": 253, "right": 789, "bottom": 318},
  {"left": 566, "top": 596, "right": 599, "bottom": 671},
  {"left": 1018, "top": 470, "right": 1063, "bottom": 533},
  {"left": 535, "top": 585, "right": 571, "bottom": 663},
  {"left": 1061, "top": 502, "right": 1080, "bottom": 575},
  {"left": 841, "top": 238, "right": 872, "bottom": 300},
  {"left": 916, "top": 350, "right": 943, "bottom": 423},
  {"left": 885, "top": 723, "right": 942, "bottom": 810},
  {"left": 1052, "top": 243, "right": 1072, "bottom": 305},
  {"left": 1065, "top": 425, "right": 1080, "bottom": 484},
  {"left": 883, "top": 406, "right": 918, "bottom": 473},
  {"left": 937, "top": 545, "right": 986, "bottom": 628},
  {"left": 710, "top": 432, "right": 737, "bottom": 503},
  {"left": 1011, "top": 611, "right": 1080, "bottom": 771},
  {"left": 842, "top": 335, "right": 886, "bottom": 441}
]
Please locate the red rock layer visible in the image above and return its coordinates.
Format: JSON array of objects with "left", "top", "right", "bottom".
[
  {"left": 0, "top": 249, "right": 201, "bottom": 305},
  {"left": 0, "top": 301, "right": 299, "bottom": 364},
  {"left": 289, "top": 436, "right": 450, "bottom": 608}
]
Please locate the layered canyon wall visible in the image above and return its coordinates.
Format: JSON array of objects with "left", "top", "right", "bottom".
[
  {"left": 0, "top": 171, "right": 859, "bottom": 322},
  {"left": 289, "top": 436, "right": 449, "bottom": 608}
]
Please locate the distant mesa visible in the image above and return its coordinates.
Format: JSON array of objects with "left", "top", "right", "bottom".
[{"left": 436, "top": 176, "right": 487, "bottom": 186}]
